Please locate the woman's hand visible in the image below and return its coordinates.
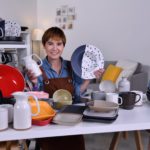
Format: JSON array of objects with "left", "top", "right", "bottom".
[
  {"left": 26, "top": 69, "right": 38, "bottom": 85},
  {"left": 94, "top": 68, "right": 105, "bottom": 79}
]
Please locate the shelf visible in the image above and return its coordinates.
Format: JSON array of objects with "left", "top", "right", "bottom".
[{"left": 0, "top": 44, "right": 28, "bottom": 49}]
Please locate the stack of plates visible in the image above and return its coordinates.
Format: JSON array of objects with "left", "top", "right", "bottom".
[
  {"left": 83, "top": 100, "right": 119, "bottom": 123},
  {"left": 52, "top": 105, "right": 86, "bottom": 125}
]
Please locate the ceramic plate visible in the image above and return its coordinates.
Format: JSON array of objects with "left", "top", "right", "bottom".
[
  {"left": 99, "top": 80, "right": 116, "bottom": 93},
  {"left": 71, "top": 45, "right": 85, "bottom": 78},
  {"left": 83, "top": 108, "right": 118, "bottom": 118},
  {"left": 52, "top": 113, "right": 82, "bottom": 126},
  {"left": 88, "top": 100, "right": 119, "bottom": 112},
  {"left": 5, "top": 20, "right": 21, "bottom": 37},
  {"left": 71, "top": 44, "right": 104, "bottom": 79}
]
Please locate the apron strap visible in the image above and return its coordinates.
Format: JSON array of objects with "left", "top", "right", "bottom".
[{"left": 40, "top": 67, "right": 49, "bottom": 80}]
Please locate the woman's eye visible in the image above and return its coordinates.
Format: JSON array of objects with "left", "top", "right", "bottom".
[
  {"left": 47, "top": 42, "right": 53, "bottom": 45},
  {"left": 57, "top": 42, "right": 63, "bottom": 46}
]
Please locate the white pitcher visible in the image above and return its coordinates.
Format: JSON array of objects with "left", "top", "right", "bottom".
[
  {"left": 12, "top": 92, "right": 40, "bottom": 130},
  {"left": 22, "top": 54, "right": 43, "bottom": 77}
]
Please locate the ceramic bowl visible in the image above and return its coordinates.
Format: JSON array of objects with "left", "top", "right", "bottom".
[
  {"left": 99, "top": 80, "right": 116, "bottom": 93},
  {"left": 0, "top": 64, "right": 25, "bottom": 98},
  {"left": 53, "top": 89, "right": 73, "bottom": 109}
]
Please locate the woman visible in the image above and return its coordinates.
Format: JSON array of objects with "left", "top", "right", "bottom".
[{"left": 27, "top": 26, "right": 104, "bottom": 150}]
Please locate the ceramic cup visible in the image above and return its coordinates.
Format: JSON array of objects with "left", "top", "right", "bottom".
[
  {"left": 22, "top": 54, "right": 42, "bottom": 77},
  {"left": 0, "top": 27, "right": 4, "bottom": 38},
  {"left": 2, "top": 52, "right": 13, "bottom": 64},
  {"left": 0, "top": 108, "right": 8, "bottom": 131},
  {"left": 0, "top": 104, "right": 14, "bottom": 123},
  {"left": 91, "top": 91, "right": 106, "bottom": 100},
  {"left": 106, "top": 93, "right": 123, "bottom": 105},
  {"left": 131, "top": 90, "right": 143, "bottom": 106},
  {"left": 119, "top": 92, "right": 141, "bottom": 110}
]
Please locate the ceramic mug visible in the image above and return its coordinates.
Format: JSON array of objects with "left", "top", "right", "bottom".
[
  {"left": 0, "top": 53, "right": 6, "bottom": 64},
  {"left": 131, "top": 90, "right": 143, "bottom": 106},
  {"left": 22, "top": 54, "right": 42, "bottom": 77},
  {"left": 119, "top": 92, "right": 141, "bottom": 109},
  {"left": 0, "top": 27, "right": 4, "bottom": 38},
  {"left": 2, "top": 52, "right": 13, "bottom": 64},
  {"left": 0, "top": 104, "right": 14, "bottom": 123},
  {"left": 106, "top": 93, "right": 122, "bottom": 105},
  {"left": 91, "top": 91, "right": 106, "bottom": 100},
  {"left": 0, "top": 108, "right": 8, "bottom": 131}
]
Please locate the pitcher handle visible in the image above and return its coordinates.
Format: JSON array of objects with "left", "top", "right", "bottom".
[
  {"left": 0, "top": 28, "right": 4, "bottom": 38},
  {"left": 29, "top": 94, "right": 40, "bottom": 116},
  {"left": 32, "top": 54, "right": 43, "bottom": 66}
]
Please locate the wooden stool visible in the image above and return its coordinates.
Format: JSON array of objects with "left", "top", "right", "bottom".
[
  {"left": 109, "top": 131, "right": 143, "bottom": 150},
  {"left": 0, "top": 140, "right": 27, "bottom": 150}
]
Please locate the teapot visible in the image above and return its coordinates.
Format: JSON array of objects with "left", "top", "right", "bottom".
[
  {"left": 22, "top": 54, "right": 43, "bottom": 77},
  {"left": 12, "top": 92, "right": 40, "bottom": 130}
]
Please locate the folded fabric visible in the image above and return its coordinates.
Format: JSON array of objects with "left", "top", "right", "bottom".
[
  {"left": 101, "top": 64, "right": 123, "bottom": 83},
  {"left": 81, "top": 44, "right": 104, "bottom": 79}
]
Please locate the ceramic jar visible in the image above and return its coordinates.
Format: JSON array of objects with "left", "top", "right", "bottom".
[{"left": 118, "top": 77, "right": 130, "bottom": 92}]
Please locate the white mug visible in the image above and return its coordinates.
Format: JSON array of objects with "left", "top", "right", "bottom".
[
  {"left": 0, "top": 108, "right": 8, "bottom": 131},
  {"left": 0, "top": 27, "right": 4, "bottom": 38},
  {"left": 0, "top": 104, "right": 14, "bottom": 123},
  {"left": 22, "top": 54, "right": 42, "bottom": 77},
  {"left": 91, "top": 91, "right": 106, "bottom": 100},
  {"left": 106, "top": 93, "right": 123, "bottom": 105},
  {"left": 132, "top": 90, "right": 143, "bottom": 106}
]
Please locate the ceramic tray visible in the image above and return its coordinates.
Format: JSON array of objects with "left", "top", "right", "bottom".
[{"left": 88, "top": 100, "right": 119, "bottom": 112}]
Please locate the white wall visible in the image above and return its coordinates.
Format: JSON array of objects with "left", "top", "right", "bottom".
[
  {"left": 0, "top": 0, "right": 37, "bottom": 31},
  {"left": 37, "top": 0, "right": 150, "bottom": 66}
]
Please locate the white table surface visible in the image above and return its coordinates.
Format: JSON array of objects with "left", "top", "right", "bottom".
[{"left": 0, "top": 101, "right": 150, "bottom": 142}]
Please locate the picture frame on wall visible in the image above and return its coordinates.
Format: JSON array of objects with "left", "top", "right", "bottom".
[
  {"left": 55, "top": 5, "right": 76, "bottom": 30},
  {"left": 61, "top": 5, "right": 68, "bottom": 16}
]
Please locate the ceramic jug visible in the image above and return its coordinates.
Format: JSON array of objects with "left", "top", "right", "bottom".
[
  {"left": 118, "top": 77, "right": 130, "bottom": 92},
  {"left": 12, "top": 92, "right": 40, "bottom": 130},
  {"left": 22, "top": 54, "right": 43, "bottom": 77}
]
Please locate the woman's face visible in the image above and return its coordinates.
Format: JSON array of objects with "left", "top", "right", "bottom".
[{"left": 44, "top": 38, "right": 64, "bottom": 61}]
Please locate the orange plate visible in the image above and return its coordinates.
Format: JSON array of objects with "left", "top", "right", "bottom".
[{"left": 29, "top": 99, "right": 56, "bottom": 120}]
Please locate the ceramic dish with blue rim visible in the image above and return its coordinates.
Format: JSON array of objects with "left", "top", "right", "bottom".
[{"left": 71, "top": 44, "right": 104, "bottom": 79}]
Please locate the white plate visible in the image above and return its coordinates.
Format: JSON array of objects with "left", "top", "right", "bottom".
[
  {"left": 83, "top": 108, "right": 118, "bottom": 118},
  {"left": 81, "top": 44, "right": 104, "bottom": 79},
  {"left": 5, "top": 20, "right": 21, "bottom": 37},
  {"left": 52, "top": 113, "right": 82, "bottom": 126},
  {"left": 99, "top": 80, "right": 116, "bottom": 93}
]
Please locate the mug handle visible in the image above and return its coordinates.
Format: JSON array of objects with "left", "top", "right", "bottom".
[
  {"left": 118, "top": 97, "right": 123, "bottom": 105},
  {"left": 135, "top": 94, "right": 141, "bottom": 103},
  {"left": 0, "top": 28, "right": 4, "bottom": 38},
  {"left": 28, "top": 94, "right": 40, "bottom": 116},
  {"left": 32, "top": 54, "right": 43, "bottom": 66},
  {"left": 1, "top": 53, "right": 6, "bottom": 64}
]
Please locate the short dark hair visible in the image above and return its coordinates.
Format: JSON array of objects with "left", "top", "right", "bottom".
[{"left": 42, "top": 27, "right": 66, "bottom": 46}]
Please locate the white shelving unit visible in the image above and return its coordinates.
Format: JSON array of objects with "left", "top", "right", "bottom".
[{"left": 0, "top": 31, "right": 31, "bottom": 68}]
